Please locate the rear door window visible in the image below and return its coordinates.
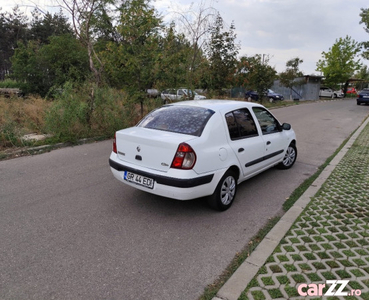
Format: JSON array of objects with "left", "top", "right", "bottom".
[
  {"left": 138, "top": 105, "right": 214, "bottom": 136},
  {"left": 225, "top": 109, "right": 258, "bottom": 140}
]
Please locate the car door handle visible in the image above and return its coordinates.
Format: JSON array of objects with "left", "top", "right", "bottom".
[
  {"left": 266, "top": 141, "right": 271, "bottom": 145},
  {"left": 238, "top": 148, "right": 244, "bottom": 153}
]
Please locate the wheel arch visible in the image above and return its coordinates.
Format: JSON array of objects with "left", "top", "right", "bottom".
[{"left": 227, "top": 165, "right": 241, "bottom": 181}]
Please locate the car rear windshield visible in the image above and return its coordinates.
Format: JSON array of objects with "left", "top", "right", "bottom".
[{"left": 138, "top": 105, "right": 215, "bottom": 136}]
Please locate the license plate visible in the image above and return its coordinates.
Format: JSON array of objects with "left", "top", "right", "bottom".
[
  {"left": 124, "top": 171, "right": 154, "bottom": 189},
  {"left": 363, "top": 95, "right": 369, "bottom": 98}
]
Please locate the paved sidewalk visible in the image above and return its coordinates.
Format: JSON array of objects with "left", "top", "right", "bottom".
[{"left": 214, "top": 116, "right": 369, "bottom": 300}]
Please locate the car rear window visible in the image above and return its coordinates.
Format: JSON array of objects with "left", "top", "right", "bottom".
[{"left": 138, "top": 105, "right": 215, "bottom": 136}]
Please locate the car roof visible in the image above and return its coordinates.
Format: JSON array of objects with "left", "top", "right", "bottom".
[{"left": 169, "top": 99, "right": 264, "bottom": 113}]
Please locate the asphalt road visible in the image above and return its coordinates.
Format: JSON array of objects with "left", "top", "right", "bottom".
[{"left": 1, "top": 99, "right": 368, "bottom": 300}]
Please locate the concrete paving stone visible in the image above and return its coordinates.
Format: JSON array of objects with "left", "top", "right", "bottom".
[
  {"left": 217, "top": 262, "right": 260, "bottom": 300},
  {"left": 265, "top": 220, "right": 296, "bottom": 242},
  {"left": 247, "top": 239, "right": 279, "bottom": 267},
  {"left": 279, "top": 206, "right": 304, "bottom": 224}
]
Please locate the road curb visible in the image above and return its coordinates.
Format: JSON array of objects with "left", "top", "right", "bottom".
[
  {"left": 0, "top": 137, "right": 101, "bottom": 160},
  {"left": 213, "top": 115, "right": 369, "bottom": 300}
]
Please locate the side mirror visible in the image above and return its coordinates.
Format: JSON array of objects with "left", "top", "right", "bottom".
[{"left": 282, "top": 123, "right": 291, "bottom": 130}]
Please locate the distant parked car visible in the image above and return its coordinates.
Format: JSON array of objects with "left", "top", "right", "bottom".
[
  {"left": 319, "top": 87, "right": 335, "bottom": 98},
  {"left": 319, "top": 87, "right": 344, "bottom": 98},
  {"left": 357, "top": 88, "right": 369, "bottom": 105},
  {"left": 109, "top": 100, "right": 297, "bottom": 211},
  {"left": 245, "top": 89, "right": 284, "bottom": 103},
  {"left": 161, "top": 88, "right": 206, "bottom": 103},
  {"left": 147, "top": 89, "right": 160, "bottom": 98},
  {"left": 334, "top": 89, "right": 344, "bottom": 98},
  {"left": 346, "top": 87, "right": 357, "bottom": 95}
]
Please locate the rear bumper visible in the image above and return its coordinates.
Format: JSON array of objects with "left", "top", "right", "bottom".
[
  {"left": 109, "top": 158, "right": 213, "bottom": 188},
  {"left": 109, "top": 156, "right": 220, "bottom": 200},
  {"left": 357, "top": 97, "right": 369, "bottom": 104}
]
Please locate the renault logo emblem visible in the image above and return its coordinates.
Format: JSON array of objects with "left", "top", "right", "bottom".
[{"left": 137, "top": 146, "right": 141, "bottom": 152}]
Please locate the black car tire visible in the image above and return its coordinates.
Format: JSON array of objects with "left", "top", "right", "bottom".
[
  {"left": 207, "top": 170, "right": 237, "bottom": 211},
  {"left": 277, "top": 143, "right": 297, "bottom": 169}
]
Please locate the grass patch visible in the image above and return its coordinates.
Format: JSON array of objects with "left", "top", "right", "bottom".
[
  {"left": 307, "top": 273, "right": 322, "bottom": 281},
  {"left": 250, "top": 290, "right": 265, "bottom": 300},
  {"left": 291, "top": 254, "right": 303, "bottom": 261},
  {"left": 291, "top": 274, "right": 305, "bottom": 283},
  {"left": 312, "top": 262, "right": 326, "bottom": 270},
  {"left": 261, "top": 277, "right": 275, "bottom": 286},
  {"left": 0, "top": 95, "right": 51, "bottom": 150},
  {"left": 283, "top": 264, "right": 297, "bottom": 272},
  {"left": 322, "top": 271, "right": 336, "bottom": 280},
  {"left": 298, "top": 263, "right": 312, "bottom": 271},
  {"left": 267, "top": 289, "right": 283, "bottom": 299},
  {"left": 284, "top": 286, "right": 299, "bottom": 298},
  {"left": 277, "top": 275, "right": 289, "bottom": 284},
  {"left": 326, "top": 260, "right": 340, "bottom": 268},
  {"left": 269, "top": 265, "right": 283, "bottom": 273}
]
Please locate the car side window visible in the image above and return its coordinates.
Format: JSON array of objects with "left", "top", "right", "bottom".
[
  {"left": 225, "top": 109, "right": 258, "bottom": 140},
  {"left": 252, "top": 107, "right": 280, "bottom": 135}
]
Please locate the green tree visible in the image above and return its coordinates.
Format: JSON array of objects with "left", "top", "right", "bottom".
[
  {"left": 0, "top": 6, "right": 28, "bottom": 80},
  {"left": 206, "top": 13, "right": 239, "bottom": 93},
  {"left": 316, "top": 36, "right": 362, "bottom": 94},
  {"left": 41, "top": 34, "right": 89, "bottom": 87},
  {"left": 10, "top": 41, "right": 47, "bottom": 95},
  {"left": 10, "top": 34, "right": 89, "bottom": 96},
  {"left": 155, "top": 23, "right": 192, "bottom": 89},
  {"left": 355, "top": 65, "right": 369, "bottom": 89},
  {"left": 360, "top": 8, "right": 369, "bottom": 60},
  {"left": 29, "top": 10, "right": 73, "bottom": 45},
  {"left": 236, "top": 54, "right": 277, "bottom": 103},
  {"left": 60, "top": 0, "right": 115, "bottom": 85},
  {"left": 174, "top": 1, "right": 217, "bottom": 88},
  {"left": 279, "top": 57, "right": 304, "bottom": 100},
  {"left": 101, "top": 0, "right": 162, "bottom": 113}
]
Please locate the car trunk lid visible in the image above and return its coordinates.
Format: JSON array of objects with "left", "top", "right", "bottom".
[{"left": 115, "top": 127, "right": 195, "bottom": 172}]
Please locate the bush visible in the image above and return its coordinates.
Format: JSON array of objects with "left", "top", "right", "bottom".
[
  {"left": 45, "top": 82, "right": 137, "bottom": 142},
  {"left": 0, "top": 79, "right": 23, "bottom": 89},
  {"left": 0, "top": 81, "right": 162, "bottom": 151}
]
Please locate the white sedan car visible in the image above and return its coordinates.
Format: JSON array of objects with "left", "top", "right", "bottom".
[
  {"left": 161, "top": 88, "right": 206, "bottom": 103},
  {"left": 319, "top": 87, "right": 344, "bottom": 98},
  {"left": 109, "top": 100, "right": 297, "bottom": 211}
]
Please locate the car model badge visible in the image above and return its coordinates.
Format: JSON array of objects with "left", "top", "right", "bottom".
[{"left": 137, "top": 146, "right": 141, "bottom": 152}]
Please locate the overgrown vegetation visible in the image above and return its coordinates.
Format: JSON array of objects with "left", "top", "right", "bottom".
[
  {"left": 0, "top": 79, "right": 23, "bottom": 88},
  {"left": 0, "top": 83, "right": 164, "bottom": 152},
  {"left": 0, "top": 95, "right": 49, "bottom": 149}
]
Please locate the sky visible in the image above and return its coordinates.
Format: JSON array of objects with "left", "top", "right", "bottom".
[{"left": 1, "top": 0, "right": 368, "bottom": 75}]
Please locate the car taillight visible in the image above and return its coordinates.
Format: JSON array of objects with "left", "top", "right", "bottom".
[
  {"left": 113, "top": 133, "right": 117, "bottom": 153},
  {"left": 171, "top": 143, "right": 196, "bottom": 169}
]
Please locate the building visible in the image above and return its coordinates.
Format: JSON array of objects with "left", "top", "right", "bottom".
[{"left": 271, "top": 75, "right": 323, "bottom": 100}]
